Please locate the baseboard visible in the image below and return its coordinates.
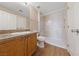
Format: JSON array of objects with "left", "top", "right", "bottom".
[{"left": 45, "top": 39, "right": 67, "bottom": 49}]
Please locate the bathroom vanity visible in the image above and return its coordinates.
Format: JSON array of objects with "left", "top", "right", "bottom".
[{"left": 0, "top": 31, "right": 37, "bottom": 56}]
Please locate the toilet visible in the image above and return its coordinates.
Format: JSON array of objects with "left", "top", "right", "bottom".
[{"left": 37, "top": 36, "right": 45, "bottom": 48}]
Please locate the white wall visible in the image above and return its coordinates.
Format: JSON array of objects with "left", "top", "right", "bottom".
[
  {"left": 41, "top": 9, "right": 67, "bottom": 49},
  {"left": 40, "top": 16, "right": 45, "bottom": 36}
]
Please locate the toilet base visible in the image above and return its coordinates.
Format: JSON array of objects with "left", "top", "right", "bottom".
[{"left": 37, "top": 42, "right": 44, "bottom": 48}]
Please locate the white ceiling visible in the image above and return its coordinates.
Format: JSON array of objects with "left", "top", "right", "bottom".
[
  {"left": 0, "top": 2, "right": 65, "bottom": 17},
  {"left": 32, "top": 2, "right": 66, "bottom": 15}
]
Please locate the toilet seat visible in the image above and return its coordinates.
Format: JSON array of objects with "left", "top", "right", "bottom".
[{"left": 37, "top": 36, "right": 45, "bottom": 41}]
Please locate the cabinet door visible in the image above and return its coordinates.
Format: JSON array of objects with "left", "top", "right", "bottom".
[
  {"left": 15, "top": 36, "right": 25, "bottom": 56},
  {"left": 0, "top": 38, "right": 16, "bottom": 56},
  {"left": 0, "top": 44, "right": 10, "bottom": 56},
  {"left": 27, "top": 33, "right": 37, "bottom": 56},
  {"left": 0, "top": 36, "right": 25, "bottom": 56},
  {"left": 7, "top": 37, "right": 25, "bottom": 56}
]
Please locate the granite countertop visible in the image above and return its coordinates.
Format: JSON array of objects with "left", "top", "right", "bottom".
[{"left": 0, "top": 31, "right": 37, "bottom": 40}]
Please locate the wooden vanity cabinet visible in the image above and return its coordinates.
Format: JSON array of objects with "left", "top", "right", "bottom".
[
  {"left": 0, "top": 38, "right": 17, "bottom": 56},
  {"left": 0, "top": 36, "right": 25, "bottom": 56},
  {"left": 14, "top": 36, "right": 25, "bottom": 56},
  {"left": 0, "top": 33, "right": 37, "bottom": 56},
  {"left": 27, "top": 33, "right": 37, "bottom": 56},
  {"left": 0, "top": 43, "right": 11, "bottom": 56}
]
